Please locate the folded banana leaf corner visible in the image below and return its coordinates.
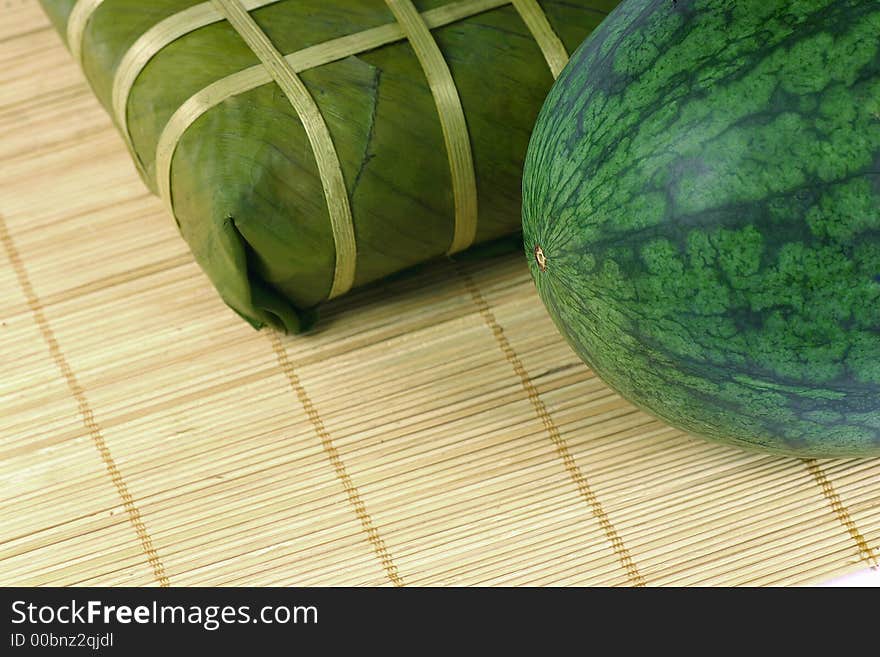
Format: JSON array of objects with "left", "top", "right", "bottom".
[{"left": 41, "top": 0, "right": 617, "bottom": 331}]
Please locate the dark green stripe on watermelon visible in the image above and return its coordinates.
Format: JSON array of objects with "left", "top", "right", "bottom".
[{"left": 523, "top": 0, "right": 880, "bottom": 456}]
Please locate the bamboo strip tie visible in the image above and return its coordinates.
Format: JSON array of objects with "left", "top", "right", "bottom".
[
  {"left": 383, "top": 0, "right": 478, "bottom": 255},
  {"left": 65, "top": 0, "right": 104, "bottom": 63},
  {"left": 210, "top": 0, "right": 357, "bottom": 299},
  {"left": 111, "top": 0, "right": 282, "bottom": 174},
  {"left": 511, "top": 0, "right": 569, "bottom": 78}
]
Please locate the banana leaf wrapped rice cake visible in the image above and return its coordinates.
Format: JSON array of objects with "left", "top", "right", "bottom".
[{"left": 41, "top": 0, "right": 616, "bottom": 331}]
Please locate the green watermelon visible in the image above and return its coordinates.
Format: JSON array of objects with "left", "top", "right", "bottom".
[{"left": 522, "top": 0, "right": 880, "bottom": 457}]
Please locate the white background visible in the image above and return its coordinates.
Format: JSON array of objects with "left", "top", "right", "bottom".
[{"left": 819, "top": 568, "right": 880, "bottom": 587}]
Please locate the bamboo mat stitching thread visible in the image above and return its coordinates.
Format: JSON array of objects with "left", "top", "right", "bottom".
[
  {"left": 268, "top": 332, "right": 405, "bottom": 586},
  {"left": 803, "top": 459, "right": 879, "bottom": 569},
  {"left": 457, "top": 266, "right": 647, "bottom": 587},
  {"left": 0, "top": 214, "right": 170, "bottom": 587}
]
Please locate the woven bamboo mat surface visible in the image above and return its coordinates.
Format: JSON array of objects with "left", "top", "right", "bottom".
[{"left": 2, "top": 0, "right": 879, "bottom": 587}]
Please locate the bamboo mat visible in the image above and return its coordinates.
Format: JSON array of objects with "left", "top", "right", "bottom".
[{"left": 2, "top": 0, "right": 879, "bottom": 588}]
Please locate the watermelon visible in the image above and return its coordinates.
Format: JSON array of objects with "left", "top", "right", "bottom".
[{"left": 522, "top": 0, "right": 880, "bottom": 457}]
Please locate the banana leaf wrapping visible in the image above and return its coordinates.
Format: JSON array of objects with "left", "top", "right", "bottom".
[{"left": 41, "top": 0, "right": 615, "bottom": 331}]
